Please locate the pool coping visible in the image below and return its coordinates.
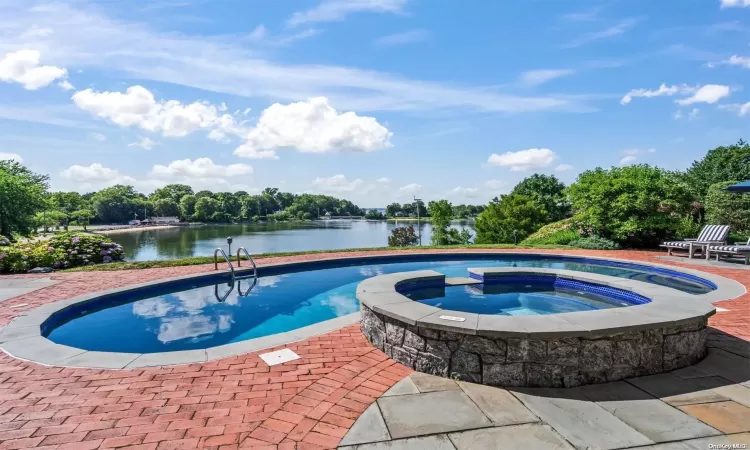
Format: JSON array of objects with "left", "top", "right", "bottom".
[
  {"left": 0, "top": 252, "right": 743, "bottom": 369},
  {"left": 357, "top": 268, "right": 717, "bottom": 339}
]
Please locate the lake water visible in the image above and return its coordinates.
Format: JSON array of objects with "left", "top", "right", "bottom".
[{"left": 109, "top": 220, "right": 475, "bottom": 261}]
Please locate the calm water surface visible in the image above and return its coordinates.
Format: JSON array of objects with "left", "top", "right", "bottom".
[{"left": 110, "top": 220, "right": 474, "bottom": 261}]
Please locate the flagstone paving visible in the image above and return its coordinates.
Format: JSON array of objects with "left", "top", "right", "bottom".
[{"left": 0, "top": 248, "right": 748, "bottom": 449}]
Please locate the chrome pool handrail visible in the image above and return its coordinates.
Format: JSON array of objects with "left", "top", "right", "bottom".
[
  {"left": 214, "top": 278, "right": 235, "bottom": 303},
  {"left": 237, "top": 277, "right": 258, "bottom": 297},
  {"left": 213, "top": 248, "right": 235, "bottom": 279},
  {"left": 236, "top": 247, "right": 258, "bottom": 279}
]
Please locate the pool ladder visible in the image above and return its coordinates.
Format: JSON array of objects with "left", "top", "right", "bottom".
[{"left": 213, "top": 247, "right": 258, "bottom": 302}]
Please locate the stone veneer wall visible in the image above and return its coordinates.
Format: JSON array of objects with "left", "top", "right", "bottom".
[{"left": 361, "top": 305, "right": 708, "bottom": 388}]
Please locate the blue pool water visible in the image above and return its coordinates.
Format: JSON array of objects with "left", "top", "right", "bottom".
[
  {"left": 401, "top": 280, "right": 644, "bottom": 315},
  {"left": 44, "top": 255, "right": 714, "bottom": 353}
]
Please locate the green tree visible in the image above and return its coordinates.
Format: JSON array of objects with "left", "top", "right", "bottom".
[
  {"left": 70, "top": 209, "right": 95, "bottom": 231},
  {"left": 685, "top": 140, "right": 750, "bottom": 200},
  {"left": 386, "top": 203, "right": 402, "bottom": 217},
  {"left": 428, "top": 200, "right": 454, "bottom": 245},
  {"left": 567, "top": 165, "right": 694, "bottom": 247},
  {"left": 150, "top": 184, "right": 194, "bottom": 204},
  {"left": 240, "top": 195, "right": 260, "bottom": 220},
  {"left": 474, "top": 194, "right": 547, "bottom": 244},
  {"left": 92, "top": 185, "right": 146, "bottom": 223},
  {"left": 511, "top": 174, "right": 571, "bottom": 223},
  {"left": 33, "top": 211, "right": 66, "bottom": 233},
  {"left": 193, "top": 197, "right": 221, "bottom": 221},
  {"left": 0, "top": 161, "right": 49, "bottom": 238},
  {"left": 704, "top": 181, "right": 750, "bottom": 235},
  {"left": 152, "top": 198, "right": 180, "bottom": 217},
  {"left": 179, "top": 194, "right": 197, "bottom": 220},
  {"left": 364, "top": 209, "right": 385, "bottom": 220}
]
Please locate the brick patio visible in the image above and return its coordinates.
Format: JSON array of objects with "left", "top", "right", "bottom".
[{"left": 0, "top": 249, "right": 748, "bottom": 449}]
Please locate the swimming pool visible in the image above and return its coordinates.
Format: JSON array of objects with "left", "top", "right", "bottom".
[{"left": 43, "top": 254, "right": 716, "bottom": 354}]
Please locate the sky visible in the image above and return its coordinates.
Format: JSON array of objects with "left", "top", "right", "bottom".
[{"left": 1, "top": 0, "right": 749, "bottom": 207}]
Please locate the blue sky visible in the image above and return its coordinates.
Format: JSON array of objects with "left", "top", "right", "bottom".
[{"left": 1, "top": 0, "right": 749, "bottom": 206}]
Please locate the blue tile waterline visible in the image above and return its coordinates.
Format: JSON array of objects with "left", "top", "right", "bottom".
[{"left": 43, "top": 255, "right": 715, "bottom": 354}]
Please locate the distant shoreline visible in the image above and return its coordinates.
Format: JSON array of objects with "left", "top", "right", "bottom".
[{"left": 95, "top": 225, "right": 179, "bottom": 235}]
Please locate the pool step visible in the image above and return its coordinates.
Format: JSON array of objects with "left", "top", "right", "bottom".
[{"left": 445, "top": 277, "right": 482, "bottom": 286}]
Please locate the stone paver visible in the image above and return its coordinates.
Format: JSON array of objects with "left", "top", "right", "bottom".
[
  {"left": 626, "top": 373, "right": 730, "bottom": 406},
  {"left": 456, "top": 381, "right": 538, "bottom": 426},
  {"left": 338, "top": 403, "right": 390, "bottom": 447},
  {"left": 576, "top": 382, "right": 721, "bottom": 442},
  {"left": 380, "top": 377, "right": 419, "bottom": 397},
  {"left": 510, "top": 387, "right": 654, "bottom": 449},
  {"left": 377, "top": 389, "right": 491, "bottom": 439},
  {"left": 0, "top": 248, "right": 749, "bottom": 449},
  {"left": 409, "top": 372, "right": 460, "bottom": 393},
  {"left": 635, "top": 433, "right": 750, "bottom": 449},
  {"left": 677, "top": 401, "right": 750, "bottom": 433},
  {"left": 448, "top": 423, "right": 574, "bottom": 450},
  {"left": 340, "top": 434, "right": 457, "bottom": 450}
]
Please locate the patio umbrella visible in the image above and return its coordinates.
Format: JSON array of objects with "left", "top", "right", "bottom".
[{"left": 723, "top": 180, "right": 750, "bottom": 193}]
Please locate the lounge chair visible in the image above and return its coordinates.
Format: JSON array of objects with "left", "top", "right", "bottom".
[
  {"left": 660, "top": 225, "right": 730, "bottom": 258},
  {"left": 707, "top": 238, "right": 750, "bottom": 265}
]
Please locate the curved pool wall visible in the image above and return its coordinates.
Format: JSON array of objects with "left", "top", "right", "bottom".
[
  {"left": 359, "top": 268, "right": 717, "bottom": 388},
  {"left": 0, "top": 252, "right": 744, "bottom": 370}
]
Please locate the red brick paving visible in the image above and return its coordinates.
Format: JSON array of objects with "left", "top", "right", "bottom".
[{"left": 0, "top": 248, "right": 748, "bottom": 449}]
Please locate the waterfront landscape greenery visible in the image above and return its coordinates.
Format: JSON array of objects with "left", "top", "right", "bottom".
[{"left": 0, "top": 141, "right": 748, "bottom": 273}]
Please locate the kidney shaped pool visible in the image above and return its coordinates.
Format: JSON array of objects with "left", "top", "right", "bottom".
[{"left": 43, "top": 254, "right": 715, "bottom": 353}]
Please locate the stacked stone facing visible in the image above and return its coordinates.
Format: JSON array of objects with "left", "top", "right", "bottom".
[{"left": 361, "top": 304, "right": 708, "bottom": 388}]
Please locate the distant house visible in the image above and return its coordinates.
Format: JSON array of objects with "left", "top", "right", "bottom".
[
  {"left": 128, "top": 220, "right": 141, "bottom": 226},
  {"left": 147, "top": 217, "right": 180, "bottom": 224}
]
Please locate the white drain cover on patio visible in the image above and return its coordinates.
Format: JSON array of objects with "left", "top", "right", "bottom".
[{"left": 259, "top": 348, "right": 301, "bottom": 366}]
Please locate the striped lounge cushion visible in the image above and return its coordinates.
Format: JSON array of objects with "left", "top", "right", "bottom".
[
  {"left": 709, "top": 245, "right": 750, "bottom": 253},
  {"left": 696, "top": 225, "right": 730, "bottom": 243},
  {"left": 661, "top": 242, "right": 691, "bottom": 248}
]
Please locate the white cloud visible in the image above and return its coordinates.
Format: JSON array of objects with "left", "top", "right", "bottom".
[
  {"left": 715, "top": 55, "right": 750, "bottom": 68},
  {"left": 234, "top": 97, "right": 393, "bottom": 160},
  {"left": 0, "top": 2, "right": 586, "bottom": 115},
  {"left": 621, "top": 83, "right": 729, "bottom": 106},
  {"left": 288, "top": 0, "right": 407, "bottom": 27},
  {"left": 484, "top": 179, "right": 508, "bottom": 190},
  {"left": 721, "top": 0, "right": 750, "bottom": 8},
  {"left": 621, "top": 83, "right": 690, "bottom": 105},
  {"left": 375, "top": 29, "right": 430, "bottom": 47},
  {"left": 519, "top": 69, "right": 575, "bottom": 86},
  {"left": 61, "top": 163, "right": 135, "bottom": 183},
  {"left": 312, "top": 174, "right": 365, "bottom": 193},
  {"left": 0, "top": 49, "right": 69, "bottom": 90},
  {"left": 150, "top": 158, "right": 253, "bottom": 178},
  {"left": 0, "top": 152, "right": 23, "bottom": 163},
  {"left": 554, "top": 164, "right": 574, "bottom": 172},
  {"left": 688, "top": 108, "right": 699, "bottom": 120},
  {"left": 88, "top": 132, "right": 106, "bottom": 142},
  {"left": 719, "top": 102, "right": 750, "bottom": 116},
  {"left": 449, "top": 186, "right": 479, "bottom": 198},
  {"left": 376, "top": 177, "right": 390, "bottom": 183},
  {"left": 72, "top": 85, "right": 243, "bottom": 140},
  {"left": 128, "top": 136, "right": 158, "bottom": 150},
  {"left": 399, "top": 183, "right": 422, "bottom": 195},
  {"left": 676, "top": 84, "right": 730, "bottom": 105},
  {"left": 248, "top": 25, "right": 267, "bottom": 42},
  {"left": 487, "top": 148, "right": 557, "bottom": 171},
  {"left": 562, "top": 18, "right": 641, "bottom": 48},
  {"left": 618, "top": 155, "right": 638, "bottom": 166}
]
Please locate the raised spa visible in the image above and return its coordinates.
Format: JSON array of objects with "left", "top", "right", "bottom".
[
  {"left": 399, "top": 275, "right": 650, "bottom": 316},
  {"left": 359, "top": 268, "right": 716, "bottom": 388}
]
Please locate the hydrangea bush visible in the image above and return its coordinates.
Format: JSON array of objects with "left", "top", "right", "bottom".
[{"left": 0, "top": 233, "right": 124, "bottom": 273}]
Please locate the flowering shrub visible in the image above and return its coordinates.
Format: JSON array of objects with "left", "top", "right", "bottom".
[{"left": 0, "top": 233, "right": 124, "bottom": 273}]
